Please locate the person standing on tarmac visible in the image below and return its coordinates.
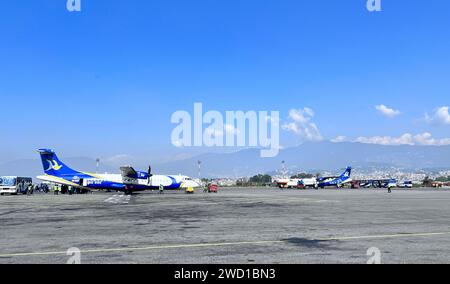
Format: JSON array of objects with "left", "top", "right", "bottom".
[
  {"left": 159, "top": 184, "right": 164, "bottom": 194},
  {"left": 18, "top": 181, "right": 24, "bottom": 194},
  {"left": 27, "top": 183, "right": 34, "bottom": 195},
  {"left": 388, "top": 185, "right": 393, "bottom": 193}
]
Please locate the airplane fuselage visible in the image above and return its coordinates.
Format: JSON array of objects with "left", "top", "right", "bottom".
[
  {"left": 38, "top": 172, "right": 196, "bottom": 191},
  {"left": 318, "top": 177, "right": 352, "bottom": 188}
]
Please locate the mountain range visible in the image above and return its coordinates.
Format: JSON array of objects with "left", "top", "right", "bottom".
[
  {"left": 1, "top": 142, "right": 450, "bottom": 180},
  {"left": 155, "top": 142, "right": 450, "bottom": 177}
]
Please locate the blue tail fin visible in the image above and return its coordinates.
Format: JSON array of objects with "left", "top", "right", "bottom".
[
  {"left": 38, "top": 149, "right": 81, "bottom": 177},
  {"left": 340, "top": 167, "right": 352, "bottom": 178}
]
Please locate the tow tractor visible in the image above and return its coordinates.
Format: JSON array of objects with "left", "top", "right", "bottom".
[{"left": 208, "top": 183, "right": 219, "bottom": 193}]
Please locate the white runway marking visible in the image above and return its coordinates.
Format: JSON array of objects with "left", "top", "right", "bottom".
[
  {"left": 1, "top": 231, "right": 450, "bottom": 258},
  {"left": 104, "top": 194, "right": 131, "bottom": 204}
]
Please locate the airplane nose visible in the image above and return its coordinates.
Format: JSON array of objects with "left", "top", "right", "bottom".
[{"left": 181, "top": 180, "right": 201, "bottom": 188}]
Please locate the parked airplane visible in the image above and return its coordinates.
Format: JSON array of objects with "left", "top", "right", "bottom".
[
  {"left": 317, "top": 167, "right": 352, "bottom": 188},
  {"left": 36, "top": 149, "right": 200, "bottom": 194}
]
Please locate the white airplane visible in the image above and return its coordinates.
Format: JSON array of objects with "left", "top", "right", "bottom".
[{"left": 36, "top": 149, "right": 200, "bottom": 194}]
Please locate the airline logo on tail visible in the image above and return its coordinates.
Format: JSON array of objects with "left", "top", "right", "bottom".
[
  {"left": 45, "top": 159, "right": 63, "bottom": 171},
  {"left": 342, "top": 168, "right": 351, "bottom": 178}
]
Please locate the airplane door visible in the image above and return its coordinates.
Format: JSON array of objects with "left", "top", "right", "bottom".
[{"left": 148, "top": 176, "right": 153, "bottom": 186}]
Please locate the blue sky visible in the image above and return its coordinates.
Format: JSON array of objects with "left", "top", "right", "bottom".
[{"left": 1, "top": 0, "right": 449, "bottom": 163}]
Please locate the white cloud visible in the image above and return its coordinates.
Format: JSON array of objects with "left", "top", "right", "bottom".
[
  {"left": 355, "top": 134, "right": 414, "bottom": 146},
  {"left": 282, "top": 108, "right": 323, "bottom": 141},
  {"left": 375, "top": 105, "right": 401, "bottom": 118},
  {"left": 414, "top": 132, "right": 450, "bottom": 146},
  {"left": 354, "top": 132, "right": 450, "bottom": 146},
  {"left": 224, "top": 124, "right": 240, "bottom": 135},
  {"left": 331, "top": 136, "right": 348, "bottom": 143},
  {"left": 424, "top": 106, "right": 450, "bottom": 125},
  {"left": 205, "top": 124, "right": 239, "bottom": 138}
]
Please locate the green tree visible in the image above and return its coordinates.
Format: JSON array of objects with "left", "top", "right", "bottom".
[
  {"left": 423, "top": 176, "right": 433, "bottom": 186},
  {"left": 290, "top": 173, "right": 314, "bottom": 179},
  {"left": 436, "top": 176, "right": 450, "bottom": 182},
  {"left": 249, "top": 174, "right": 272, "bottom": 185}
]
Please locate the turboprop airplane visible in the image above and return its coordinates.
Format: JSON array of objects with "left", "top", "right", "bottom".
[
  {"left": 36, "top": 149, "right": 200, "bottom": 194},
  {"left": 317, "top": 167, "right": 352, "bottom": 189}
]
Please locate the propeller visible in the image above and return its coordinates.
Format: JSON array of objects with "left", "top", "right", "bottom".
[{"left": 146, "top": 165, "right": 153, "bottom": 186}]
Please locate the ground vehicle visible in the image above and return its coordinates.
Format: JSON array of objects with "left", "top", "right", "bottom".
[
  {"left": 297, "top": 178, "right": 319, "bottom": 189},
  {"left": 275, "top": 178, "right": 300, "bottom": 189},
  {"left": 0, "top": 176, "right": 33, "bottom": 195},
  {"left": 186, "top": 187, "right": 195, "bottom": 194},
  {"left": 398, "top": 181, "right": 413, "bottom": 188},
  {"left": 431, "top": 182, "right": 444, "bottom": 188},
  {"left": 351, "top": 180, "right": 361, "bottom": 189},
  {"left": 208, "top": 183, "right": 219, "bottom": 193},
  {"left": 385, "top": 179, "right": 398, "bottom": 189}
]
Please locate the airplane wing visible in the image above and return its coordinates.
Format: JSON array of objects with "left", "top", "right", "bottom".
[
  {"left": 36, "top": 175, "right": 80, "bottom": 187},
  {"left": 318, "top": 177, "right": 335, "bottom": 183},
  {"left": 120, "top": 166, "right": 138, "bottom": 178},
  {"left": 320, "top": 176, "right": 338, "bottom": 180}
]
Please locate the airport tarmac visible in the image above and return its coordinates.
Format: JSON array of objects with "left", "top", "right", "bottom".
[{"left": 0, "top": 188, "right": 449, "bottom": 264}]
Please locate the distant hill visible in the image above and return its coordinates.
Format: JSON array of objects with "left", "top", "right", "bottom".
[
  {"left": 2, "top": 142, "right": 450, "bottom": 179},
  {"left": 154, "top": 142, "right": 450, "bottom": 177}
]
